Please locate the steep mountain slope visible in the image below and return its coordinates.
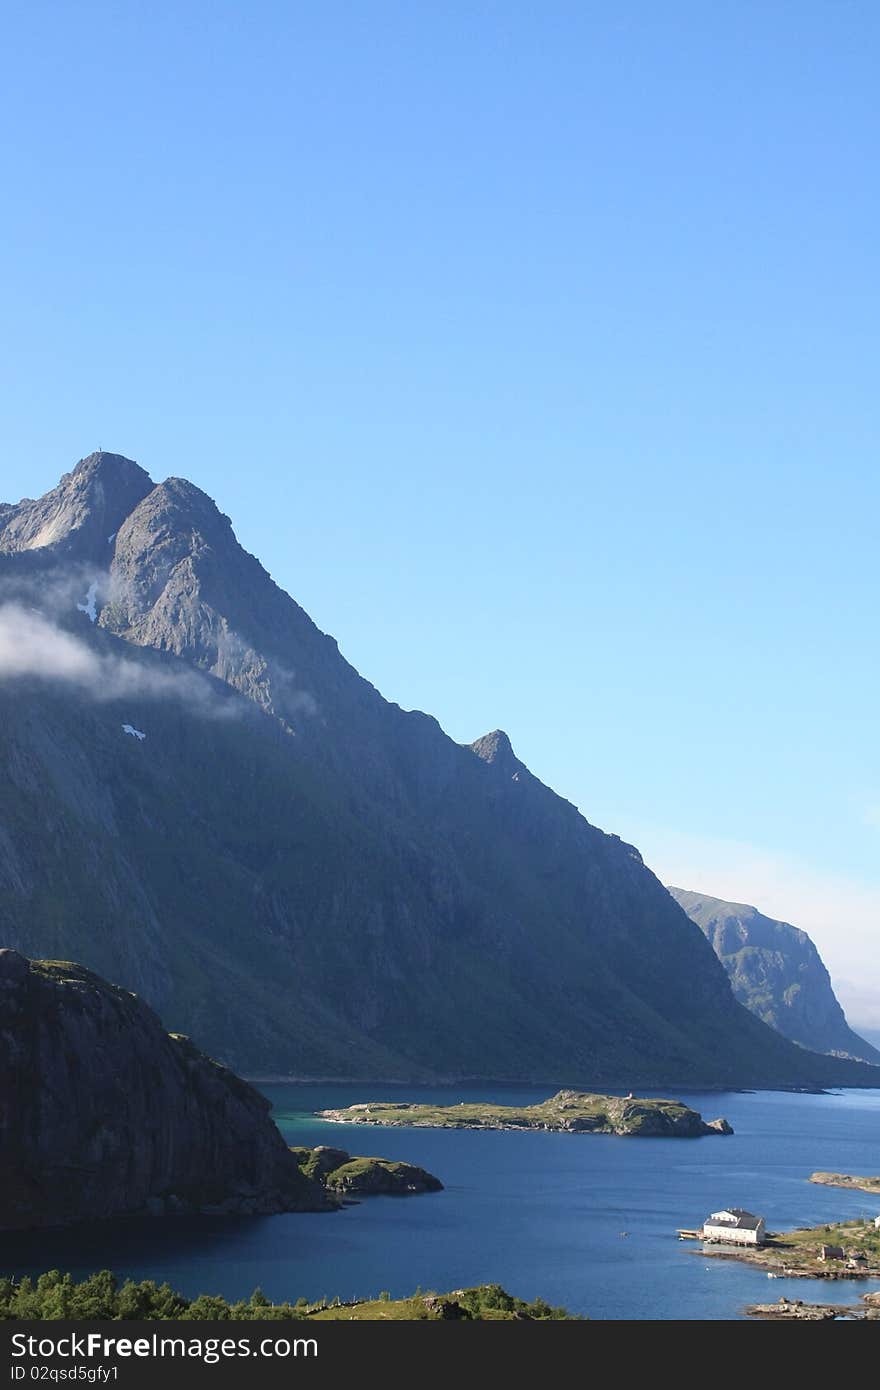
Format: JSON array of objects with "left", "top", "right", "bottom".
[
  {"left": 0, "top": 949, "right": 329, "bottom": 1230},
  {"left": 0, "top": 452, "right": 877, "bottom": 1088},
  {"left": 669, "top": 887, "right": 880, "bottom": 1064}
]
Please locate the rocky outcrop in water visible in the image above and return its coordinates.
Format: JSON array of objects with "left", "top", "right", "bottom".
[
  {"left": 0, "top": 950, "right": 331, "bottom": 1230},
  {"left": 291, "top": 1145, "right": 443, "bottom": 1195}
]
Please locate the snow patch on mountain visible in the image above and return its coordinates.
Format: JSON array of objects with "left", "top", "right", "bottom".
[{"left": 76, "top": 581, "right": 99, "bottom": 624}]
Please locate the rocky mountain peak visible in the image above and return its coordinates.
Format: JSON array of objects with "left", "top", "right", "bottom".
[
  {"left": 112, "top": 475, "right": 238, "bottom": 571},
  {"left": 72, "top": 450, "right": 149, "bottom": 484},
  {"left": 471, "top": 729, "right": 519, "bottom": 770},
  {"left": 0, "top": 451, "right": 154, "bottom": 563}
]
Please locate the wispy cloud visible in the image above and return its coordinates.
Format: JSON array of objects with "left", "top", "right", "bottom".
[{"left": 0, "top": 602, "right": 233, "bottom": 716}]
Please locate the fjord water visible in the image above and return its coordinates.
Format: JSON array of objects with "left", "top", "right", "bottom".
[{"left": 8, "top": 1086, "right": 880, "bottom": 1320}]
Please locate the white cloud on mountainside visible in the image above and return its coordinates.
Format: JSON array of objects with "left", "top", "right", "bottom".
[{"left": 0, "top": 603, "right": 229, "bottom": 714}]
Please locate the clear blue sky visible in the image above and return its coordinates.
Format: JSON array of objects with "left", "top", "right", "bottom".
[{"left": 1, "top": 3, "right": 878, "bottom": 1017}]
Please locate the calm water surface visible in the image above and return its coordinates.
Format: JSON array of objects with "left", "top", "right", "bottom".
[{"left": 6, "top": 1085, "right": 880, "bottom": 1320}]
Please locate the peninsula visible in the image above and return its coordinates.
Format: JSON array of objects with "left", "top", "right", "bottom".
[
  {"left": 810, "top": 1171, "right": 880, "bottom": 1196},
  {"left": 703, "top": 1217, "right": 880, "bottom": 1279},
  {"left": 317, "top": 1090, "right": 733, "bottom": 1137}
]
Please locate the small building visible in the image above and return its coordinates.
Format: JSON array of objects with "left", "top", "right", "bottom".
[
  {"left": 702, "top": 1208, "right": 766, "bottom": 1246},
  {"left": 818, "top": 1244, "right": 845, "bottom": 1262},
  {"left": 874, "top": 1216, "right": 880, "bottom": 1230}
]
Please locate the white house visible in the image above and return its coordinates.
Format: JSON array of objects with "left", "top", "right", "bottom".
[
  {"left": 702, "top": 1208, "right": 766, "bottom": 1246},
  {"left": 874, "top": 1215, "right": 880, "bottom": 1230}
]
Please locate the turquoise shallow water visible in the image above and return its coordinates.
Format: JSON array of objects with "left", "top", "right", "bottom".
[{"left": 6, "top": 1084, "right": 880, "bottom": 1320}]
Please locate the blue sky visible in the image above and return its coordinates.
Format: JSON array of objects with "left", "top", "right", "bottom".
[{"left": 1, "top": 3, "right": 878, "bottom": 1021}]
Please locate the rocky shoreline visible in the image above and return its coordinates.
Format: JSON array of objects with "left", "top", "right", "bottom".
[
  {"left": 700, "top": 1218, "right": 880, "bottom": 1281},
  {"left": 746, "top": 1292, "right": 880, "bottom": 1320},
  {"left": 810, "top": 1171, "right": 880, "bottom": 1195}
]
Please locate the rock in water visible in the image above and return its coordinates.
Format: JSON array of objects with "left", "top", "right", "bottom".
[{"left": 0, "top": 951, "right": 330, "bottom": 1229}]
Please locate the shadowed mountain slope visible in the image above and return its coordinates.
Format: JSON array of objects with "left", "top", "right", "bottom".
[{"left": 0, "top": 453, "right": 877, "bottom": 1088}]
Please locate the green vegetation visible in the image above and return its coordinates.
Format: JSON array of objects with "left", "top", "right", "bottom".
[
  {"left": 810, "top": 1172, "right": 880, "bottom": 1195},
  {"left": 782, "top": 1218, "right": 880, "bottom": 1261},
  {"left": 0, "top": 1272, "right": 577, "bottom": 1321},
  {"left": 318, "top": 1089, "right": 732, "bottom": 1137},
  {"left": 0, "top": 1271, "right": 305, "bottom": 1321},
  {"left": 308, "top": 1285, "right": 578, "bottom": 1320}
]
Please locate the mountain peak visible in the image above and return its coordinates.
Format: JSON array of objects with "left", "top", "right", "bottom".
[
  {"left": 117, "top": 474, "right": 234, "bottom": 541},
  {"left": 471, "top": 729, "right": 517, "bottom": 767},
  {"left": 0, "top": 452, "right": 154, "bottom": 562},
  {"left": 73, "top": 450, "right": 149, "bottom": 482}
]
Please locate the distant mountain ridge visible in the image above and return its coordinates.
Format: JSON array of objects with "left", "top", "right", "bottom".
[
  {"left": 668, "top": 887, "right": 880, "bottom": 1064},
  {"left": 0, "top": 452, "right": 877, "bottom": 1088}
]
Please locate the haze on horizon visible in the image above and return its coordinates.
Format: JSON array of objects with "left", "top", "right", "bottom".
[{"left": 1, "top": 5, "right": 877, "bottom": 1025}]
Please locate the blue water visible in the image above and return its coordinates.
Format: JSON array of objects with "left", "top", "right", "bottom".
[{"left": 6, "top": 1085, "right": 880, "bottom": 1320}]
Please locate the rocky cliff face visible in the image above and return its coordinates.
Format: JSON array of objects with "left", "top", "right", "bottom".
[
  {"left": 0, "top": 950, "right": 330, "bottom": 1230},
  {"left": 0, "top": 453, "right": 878, "bottom": 1089},
  {"left": 668, "top": 887, "right": 880, "bottom": 1064}
]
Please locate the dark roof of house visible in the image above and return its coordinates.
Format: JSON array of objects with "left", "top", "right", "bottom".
[{"left": 705, "top": 1208, "right": 763, "bottom": 1230}]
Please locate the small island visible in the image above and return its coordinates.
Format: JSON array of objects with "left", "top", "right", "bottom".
[
  {"left": 810, "top": 1171, "right": 880, "bottom": 1196},
  {"left": 290, "top": 1145, "right": 443, "bottom": 1196},
  {"left": 317, "top": 1090, "right": 733, "bottom": 1138}
]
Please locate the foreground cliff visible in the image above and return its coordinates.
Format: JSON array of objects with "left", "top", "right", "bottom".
[
  {"left": 669, "top": 888, "right": 880, "bottom": 1064},
  {"left": 0, "top": 950, "right": 330, "bottom": 1229},
  {"left": 1, "top": 453, "right": 879, "bottom": 1088}
]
